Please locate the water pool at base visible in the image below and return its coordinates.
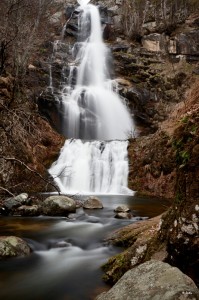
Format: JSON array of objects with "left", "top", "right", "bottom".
[{"left": 0, "top": 194, "right": 170, "bottom": 300}]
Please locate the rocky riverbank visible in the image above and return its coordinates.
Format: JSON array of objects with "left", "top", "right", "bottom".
[{"left": 99, "top": 80, "right": 199, "bottom": 288}]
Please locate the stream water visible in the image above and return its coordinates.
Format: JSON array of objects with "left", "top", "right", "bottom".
[{"left": 0, "top": 195, "right": 170, "bottom": 300}]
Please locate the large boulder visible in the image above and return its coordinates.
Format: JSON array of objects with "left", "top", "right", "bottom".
[
  {"left": 96, "top": 260, "right": 199, "bottom": 300},
  {"left": 83, "top": 197, "right": 103, "bottom": 209},
  {"left": 0, "top": 236, "right": 31, "bottom": 259},
  {"left": 42, "top": 195, "right": 76, "bottom": 215}
]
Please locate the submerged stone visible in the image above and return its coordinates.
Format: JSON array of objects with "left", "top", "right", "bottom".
[
  {"left": 114, "top": 205, "right": 130, "bottom": 213},
  {"left": 83, "top": 197, "right": 103, "bottom": 209},
  {"left": 114, "top": 212, "right": 132, "bottom": 219}
]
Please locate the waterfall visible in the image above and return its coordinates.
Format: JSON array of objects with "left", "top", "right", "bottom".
[
  {"left": 49, "top": 2, "right": 134, "bottom": 195},
  {"left": 61, "top": 3, "right": 133, "bottom": 140},
  {"left": 49, "top": 139, "right": 132, "bottom": 195}
]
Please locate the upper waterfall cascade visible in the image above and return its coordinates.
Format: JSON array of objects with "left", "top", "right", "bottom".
[
  {"left": 60, "top": 3, "right": 133, "bottom": 140},
  {"left": 49, "top": 3, "right": 134, "bottom": 195},
  {"left": 77, "top": 0, "right": 91, "bottom": 6}
]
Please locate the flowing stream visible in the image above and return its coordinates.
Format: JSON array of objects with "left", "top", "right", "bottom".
[{"left": 0, "top": 195, "right": 170, "bottom": 300}]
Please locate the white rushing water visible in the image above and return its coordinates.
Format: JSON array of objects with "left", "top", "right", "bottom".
[
  {"left": 49, "top": 3, "right": 134, "bottom": 194},
  {"left": 60, "top": 3, "right": 133, "bottom": 140},
  {"left": 49, "top": 139, "right": 132, "bottom": 195}
]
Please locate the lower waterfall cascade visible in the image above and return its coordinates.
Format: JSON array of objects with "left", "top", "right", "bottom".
[
  {"left": 49, "top": 1, "right": 134, "bottom": 195},
  {"left": 49, "top": 139, "right": 132, "bottom": 195}
]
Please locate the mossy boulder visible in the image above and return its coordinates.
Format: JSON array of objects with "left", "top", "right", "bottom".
[
  {"left": 42, "top": 195, "right": 76, "bottom": 216},
  {"left": 0, "top": 236, "right": 31, "bottom": 259},
  {"left": 97, "top": 260, "right": 199, "bottom": 300}
]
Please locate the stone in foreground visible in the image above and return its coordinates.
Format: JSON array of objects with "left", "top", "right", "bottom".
[
  {"left": 0, "top": 236, "right": 31, "bottom": 259},
  {"left": 42, "top": 195, "right": 76, "bottom": 216},
  {"left": 96, "top": 260, "right": 199, "bottom": 300}
]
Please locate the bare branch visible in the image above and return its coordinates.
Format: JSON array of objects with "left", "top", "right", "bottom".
[
  {"left": 0, "top": 186, "right": 15, "bottom": 197},
  {"left": 0, "top": 156, "right": 60, "bottom": 194}
]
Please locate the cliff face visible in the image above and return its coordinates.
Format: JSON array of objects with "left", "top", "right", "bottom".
[
  {"left": 0, "top": 76, "right": 64, "bottom": 195},
  {"left": 101, "top": 84, "right": 199, "bottom": 285},
  {"left": 0, "top": 1, "right": 65, "bottom": 196}
]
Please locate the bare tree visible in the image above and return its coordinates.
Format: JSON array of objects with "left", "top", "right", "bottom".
[
  {"left": 0, "top": 0, "right": 53, "bottom": 79},
  {"left": 121, "top": 0, "right": 199, "bottom": 40}
]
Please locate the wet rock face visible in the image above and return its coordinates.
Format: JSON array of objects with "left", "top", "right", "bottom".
[
  {"left": 64, "top": 4, "right": 114, "bottom": 39},
  {"left": 169, "top": 30, "right": 199, "bottom": 58},
  {"left": 141, "top": 30, "right": 199, "bottom": 61},
  {"left": 42, "top": 195, "right": 76, "bottom": 216},
  {"left": 0, "top": 236, "right": 31, "bottom": 259},
  {"left": 96, "top": 260, "right": 199, "bottom": 300},
  {"left": 37, "top": 91, "right": 63, "bottom": 134}
]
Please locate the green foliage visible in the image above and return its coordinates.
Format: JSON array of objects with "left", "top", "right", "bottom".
[
  {"left": 180, "top": 116, "right": 189, "bottom": 124},
  {"left": 40, "top": 48, "right": 47, "bottom": 54},
  {"left": 178, "top": 150, "right": 190, "bottom": 168},
  {"left": 172, "top": 138, "right": 190, "bottom": 168}
]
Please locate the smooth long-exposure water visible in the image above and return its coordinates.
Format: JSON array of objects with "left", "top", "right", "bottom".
[{"left": 0, "top": 195, "right": 170, "bottom": 300}]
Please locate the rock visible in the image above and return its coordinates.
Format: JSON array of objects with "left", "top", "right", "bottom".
[
  {"left": 3, "top": 193, "right": 29, "bottom": 211},
  {"left": 0, "top": 236, "right": 31, "bottom": 259},
  {"left": 17, "top": 205, "right": 40, "bottom": 216},
  {"left": 53, "top": 241, "right": 71, "bottom": 248},
  {"left": 49, "top": 11, "right": 62, "bottom": 25},
  {"left": 111, "top": 44, "right": 130, "bottom": 52},
  {"left": 142, "top": 33, "right": 166, "bottom": 52},
  {"left": 115, "top": 212, "right": 132, "bottom": 219},
  {"left": 107, "top": 6, "right": 119, "bottom": 16},
  {"left": 28, "top": 64, "right": 37, "bottom": 71},
  {"left": 42, "top": 195, "right": 76, "bottom": 216},
  {"left": 115, "top": 78, "right": 131, "bottom": 87},
  {"left": 37, "top": 90, "right": 63, "bottom": 133},
  {"left": 169, "top": 30, "right": 199, "bottom": 56},
  {"left": 96, "top": 260, "right": 199, "bottom": 300},
  {"left": 142, "top": 21, "right": 157, "bottom": 33},
  {"left": 0, "top": 76, "right": 12, "bottom": 88},
  {"left": 114, "top": 205, "right": 130, "bottom": 213},
  {"left": 124, "top": 86, "right": 155, "bottom": 125},
  {"left": 83, "top": 197, "right": 103, "bottom": 209}
]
